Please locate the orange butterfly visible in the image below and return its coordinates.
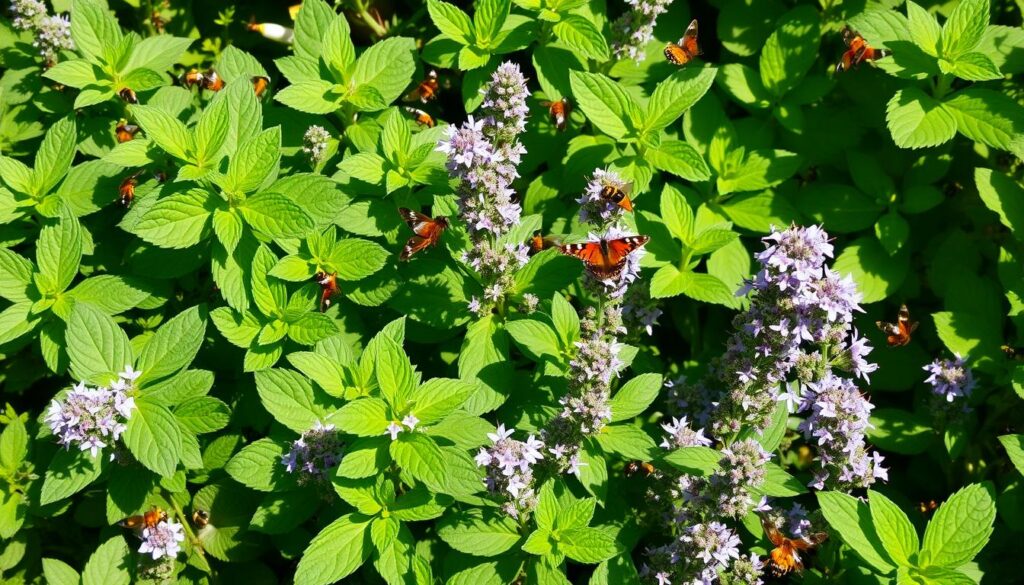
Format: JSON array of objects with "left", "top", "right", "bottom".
[
  {"left": 399, "top": 208, "right": 448, "bottom": 261},
  {"left": 528, "top": 230, "right": 560, "bottom": 255},
  {"left": 599, "top": 180, "right": 634, "bottom": 212},
  {"left": 664, "top": 19, "right": 701, "bottom": 66},
  {"left": 835, "top": 27, "right": 889, "bottom": 73},
  {"left": 251, "top": 75, "right": 271, "bottom": 97},
  {"left": 559, "top": 236, "right": 649, "bottom": 279},
  {"left": 315, "top": 271, "right": 339, "bottom": 312},
  {"left": 875, "top": 304, "right": 918, "bottom": 347},
  {"left": 119, "top": 87, "right": 138, "bottom": 104},
  {"left": 403, "top": 106, "right": 435, "bottom": 128},
  {"left": 115, "top": 120, "right": 140, "bottom": 143},
  {"left": 761, "top": 515, "right": 828, "bottom": 576},
  {"left": 119, "top": 506, "right": 167, "bottom": 530},
  {"left": 405, "top": 70, "right": 439, "bottom": 103},
  {"left": 541, "top": 97, "right": 571, "bottom": 132}
]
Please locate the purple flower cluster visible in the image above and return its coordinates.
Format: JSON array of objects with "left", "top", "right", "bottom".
[
  {"left": 642, "top": 521, "right": 763, "bottom": 585},
  {"left": 659, "top": 416, "right": 712, "bottom": 450},
  {"left": 281, "top": 422, "right": 345, "bottom": 483},
  {"left": 10, "top": 0, "right": 73, "bottom": 65},
  {"left": 798, "top": 372, "right": 887, "bottom": 490},
  {"left": 475, "top": 425, "right": 544, "bottom": 518},
  {"left": 45, "top": 367, "right": 139, "bottom": 458},
  {"left": 578, "top": 169, "right": 630, "bottom": 227},
  {"left": 611, "top": 0, "right": 675, "bottom": 63},
  {"left": 464, "top": 241, "right": 530, "bottom": 317},
  {"left": 924, "top": 354, "right": 975, "bottom": 403},
  {"left": 623, "top": 284, "right": 663, "bottom": 337},
  {"left": 139, "top": 518, "right": 186, "bottom": 560}
]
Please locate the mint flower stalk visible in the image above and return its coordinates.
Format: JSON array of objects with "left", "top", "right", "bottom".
[
  {"left": 924, "top": 354, "right": 975, "bottom": 403},
  {"left": 45, "top": 367, "right": 140, "bottom": 458},
  {"left": 281, "top": 422, "right": 345, "bottom": 483},
  {"left": 474, "top": 425, "right": 545, "bottom": 518},
  {"left": 10, "top": 0, "right": 73, "bottom": 66},
  {"left": 610, "top": 0, "right": 675, "bottom": 63},
  {"left": 139, "top": 518, "right": 186, "bottom": 560}
]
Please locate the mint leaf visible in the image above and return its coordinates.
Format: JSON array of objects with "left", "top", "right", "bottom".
[
  {"left": 559, "top": 528, "right": 619, "bottom": 564},
  {"left": 998, "top": 434, "right": 1024, "bottom": 476},
  {"left": 40, "top": 448, "right": 105, "bottom": 505},
  {"left": 608, "top": 374, "right": 661, "bottom": 422},
  {"left": 81, "top": 536, "right": 130, "bottom": 585},
  {"left": 32, "top": 117, "right": 76, "bottom": 196},
  {"left": 920, "top": 483, "right": 995, "bottom": 568},
  {"left": 944, "top": 90, "right": 1024, "bottom": 157},
  {"left": 134, "top": 189, "right": 217, "bottom": 249},
  {"left": 294, "top": 514, "right": 372, "bottom": 585},
  {"left": 817, "top": 491, "right": 897, "bottom": 573},
  {"left": 124, "top": 398, "right": 183, "bottom": 477},
  {"left": 351, "top": 37, "right": 417, "bottom": 109},
  {"left": 292, "top": 0, "right": 336, "bottom": 61},
  {"left": 136, "top": 305, "right": 206, "bottom": 384},
  {"left": 553, "top": 15, "right": 610, "bottom": 62},
  {"left": 886, "top": 87, "right": 958, "bottom": 149},
  {"left": 255, "top": 368, "right": 335, "bottom": 433},
  {"left": 868, "top": 490, "right": 919, "bottom": 566},
  {"left": 759, "top": 6, "right": 820, "bottom": 98},
  {"left": 225, "top": 438, "right": 290, "bottom": 492},
  {"left": 428, "top": 0, "right": 475, "bottom": 45},
  {"left": 940, "top": 0, "right": 989, "bottom": 59},
  {"left": 36, "top": 211, "right": 82, "bottom": 294},
  {"left": 66, "top": 303, "right": 132, "bottom": 386},
  {"left": 438, "top": 509, "right": 522, "bottom": 557},
  {"left": 129, "top": 105, "right": 193, "bottom": 162},
  {"left": 906, "top": 1, "right": 941, "bottom": 57},
  {"left": 239, "top": 192, "right": 316, "bottom": 239},
  {"left": 569, "top": 71, "right": 642, "bottom": 140}
]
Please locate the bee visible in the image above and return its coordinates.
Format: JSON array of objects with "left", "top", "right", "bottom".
[
  {"left": 528, "top": 230, "right": 560, "bottom": 255},
  {"left": 875, "top": 304, "right": 918, "bottom": 347},
  {"left": 664, "top": 19, "right": 701, "bottom": 66},
  {"left": 315, "top": 271, "right": 339, "bottom": 312},
  {"left": 404, "top": 70, "right": 439, "bottom": 103},
  {"left": 835, "top": 27, "right": 890, "bottom": 73},
  {"left": 403, "top": 107, "right": 435, "bottom": 128},
  {"left": 251, "top": 75, "right": 271, "bottom": 98},
  {"left": 599, "top": 179, "right": 634, "bottom": 212},
  {"left": 115, "top": 120, "right": 140, "bottom": 143},
  {"left": 192, "top": 509, "right": 210, "bottom": 528},
  {"left": 202, "top": 70, "right": 224, "bottom": 92},
  {"left": 624, "top": 460, "right": 656, "bottom": 477},
  {"left": 119, "top": 506, "right": 167, "bottom": 530},
  {"left": 247, "top": 21, "right": 295, "bottom": 44},
  {"left": 179, "top": 68, "right": 205, "bottom": 89},
  {"left": 760, "top": 515, "right": 828, "bottom": 576},
  {"left": 119, "top": 87, "right": 138, "bottom": 104},
  {"left": 917, "top": 500, "right": 938, "bottom": 516},
  {"left": 118, "top": 171, "right": 142, "bottom": 207},
  {"left": 541, "top": 97, "right": 571, "bottom": 132}
]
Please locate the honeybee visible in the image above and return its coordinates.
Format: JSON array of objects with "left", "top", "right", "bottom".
[
  {"left": 251, "top": 75, "right": 271, "bottom": 98},
  {"left": 599, "top": 180, "right": 634, "bottom": 212},
  {"left": 115, "top": 120, "right": 140, "bottom": 143},
  {"left": 179, "top": 68, "right": 205, "bottom": 89},
  {"left": 202, "top": 70, "right": 224, "bottom": 92},
  {"left": 760, "top": 515, "right": 828, "bottom": 576},
  {"left": 119, "top": 506, "right": 167, "bottom": 530},
  {"left": 192, "top": 509, "right": 210, "bottom": 528},
  {"left": 405, "top": 70, "right": 439, "bottom": 103},
  {"left": 403, "top": 107, "right": 435, "bottom": 128},
  {"left": 541, "top": 97, "right": 571, "bottom": 132},
  {"left": 119, "top": 87, "right": 138, "bottom": 104},
  {"left": 624, "top": 460, "right": 656, "bottom": 477},
  {"left": 315, "top": 271, "right": 339, "bottom": 312},
  {"left": 664, "top": 19, "right": 701, "bottom": 66}
]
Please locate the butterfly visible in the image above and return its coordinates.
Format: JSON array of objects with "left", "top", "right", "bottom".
[
  {"left": 202, "top": 69, "right": 225, "bottom": 92},
  {"left": 251, "top": 75, "right": 271, "bottom": 98},
  {"left": 399, "top": 208, "right": 449, "bottom": 261},
  {"left": 403, "top": 106, "right": 436, "bottom": 128},
  {"left": 528, "top": 230, "right": 560, "bottom": 255},
  {"left": 664, "top": 19, "right": 701, "bottom": 66},
  {"left": 119, "top": 506, "right": 167, "bottom": 530},
  {"left": 119, "top": 87, "right": 138, "bottom": 104},
  {"left": 405, "top": 70, "right": 439, "bottom": 103},
  {"left": 559, "top": 236, "right": 649, "bottom": 280},
  {"left": 623, "top": 460, "right": 656, "bottom": 477},
  {"left": 541, "top": 97, "right": 571, "bottom": 132},
  {"left": 835, "top": 27, "right": 889, "bottom": 73},
  {"left": 179, "top": 68, "right": 205, "bottom": 89},
  {"left": 875, "top": 304, "right": 918, "bottom": 347},
  {"left": 600, "top": 180, "right": 634, "bottom": 212},
  {"left": 118, "top": 171, "right": 143, "bottom": 207},
  {"left": 315, "top": 271, "right": 339, "bottom": 312},
  {"left": 760, "top": 515, "right": 828, "bottom": 577},
  {"left": 115, "top": 120, "right": 140, "bottom": 143}
]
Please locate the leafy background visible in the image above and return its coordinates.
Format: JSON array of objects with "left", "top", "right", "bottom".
[{"left": 0, "top": 0, "right": 1023, "bottom": 583}]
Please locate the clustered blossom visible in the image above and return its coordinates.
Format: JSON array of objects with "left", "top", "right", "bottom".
[
  {"left": 10, "top": 0, "right": 73, "bottom": 66},
  {"left": 475, "top": 425, "right": 544, "bottom": 518},
  {"left": 924, "top": 354, "right": 975, "bottom": 403},
  {"left": 45, "top": 367, "right": 140, "bottom": 457},
  {"left": 464, "top": 241, "right": 530, "bottom": 317},
  {"left": 623, "top": 284, "right": 663, "bottom": 337},
  {"left": 611, "top": 0, "right": 675, "bottom": 62},
  {"left": 642, "top": 522, "right": 763, "bottom": 585},
  {"left": 799, "top": 372, "right": 887, "bottom": 490},
  {"left": 386, "top": 414, "right": 420, "bottom": 441},
  {"left": 281, "top": 422, "right": 345, "bottom": 483},
  {"left": 138, "top": 519, "right": 186, "bottom": 560},
  {"left": 302, "top": 125, "right": 330, "bottom": 164},
  {"left": 578, "top": 169, "right": 630, "bottom": 227}
]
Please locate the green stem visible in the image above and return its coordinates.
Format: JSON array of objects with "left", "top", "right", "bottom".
[
  {"left": 354, "top": 0, "right": 388, "bottom": 38},
  {"left": 933, "top": 74, "right": 953, "bottom": 99},
  {"left": 165, "top": 491, "right": 207, "bottom": 561}
]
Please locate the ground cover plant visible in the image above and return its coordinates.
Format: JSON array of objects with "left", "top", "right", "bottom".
[{"left": 0, "top": 0, "right": 1022, "bottom": 583}]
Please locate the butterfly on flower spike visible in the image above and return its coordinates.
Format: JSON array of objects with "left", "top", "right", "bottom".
[
  {"left": 399, "top": 208, "right": 449, "bottom": 261},
  {"left": 404, "top": 69, "right": 440, "bottom": 103},
  {"left": 528, "top": 230, "right": 561, "bottom": 255},
  {"left": 760, "top": 515, "right": 828, "bottom": 577},
  {"left": 315, "top": 271, "right": 339, "bottom": 312},
  {"left": 559, "top": 235, "right": 649, "bottom": 280},
  {"left": 835, "top": 27, "right": 889, "bottom": 73},
  {"left": 875, "top": 304, "right": 918, "bottom": 347},
  {"left": 664, "top": 19, "right": 701, "bottom": 66},
  {"left": 540, "top": 97, "right": 571, "bottom": 132},
  {"left": 119, "top": 506, "right": 167, "bottom": 531}
]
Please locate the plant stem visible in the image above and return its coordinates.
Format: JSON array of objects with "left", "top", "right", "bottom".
[
  {"left": 354, "top": 0, "right": 388, "bottom": 38},
  {"left": 933, "top": 74, "right": 953, "bottom": 99},
  {"left": 166, "top": 491, "right": 206, "bottom": 561}
]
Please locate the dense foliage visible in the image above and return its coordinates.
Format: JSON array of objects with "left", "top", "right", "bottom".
[{"left": 0, "top": 0, "right": 1023, "bottom": 583}]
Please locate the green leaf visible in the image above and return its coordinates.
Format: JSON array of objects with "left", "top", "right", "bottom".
[
  {"left": 428, "top": 0, "right": 475, "bottom": 45},
  {"left": 0, "top": 418, "right": 27, "bottom": 471},
  {"left": 136, "top": 306, "right": 206, "bottom": 384},
  {"left": 940, "top": 0, "right": 989, "bottom": 59},
  {"left": 36, "top": 211, "right": 82, "bottom": 294},
  {"left": 559, "top": 528, "right": 619, "bottom": 564},
  {"left": 553, "top": 15, "right": 609, "bottom": 61},
  {"left": 66, "top": 303, "right": 132, "bottom": 385},
  {"left": 66, "top": 275, "right": 150, "bottom": 315},
  {"left": 833, "top": 236, "right": 908, "bottom": 304},
  {"left": 42, "top": 558, "right": 80, "bottom": 585},
  {"left": 886, "top": 87, "right": 958, "bottom": 149},
  {"left": 868, "top": 409, "right": 935, "bottom": 455},
  {"left": 609, "top": 374, "right": 661, "bottom": 423},
  {"left": 129, "top": 105, "right": 193, "bottom": 161},
  {"left": 569, "top": 71, "right": 642, "bottom": 140},
  {"left": 817, "top": 491, "right": 897, "bottom": 573},
  {"left": 332, "top": 397, "right": 390, "bottom": 437},
  {"left": 240, "top": 192, "right": 316, "bottom": 239},
  {"left": 351, "top": 37, "right": 417, "bottom": 108},
  {"left": 947, "top": 51, "right": 1002, "bottom": 81},
  {"left": 645, "top": 67, "right": 718, "bottom": 133},
  {"left": 124, "top": 399, "right": 183, "bottom": 477},
  {"left": 43, "top": 59, "right": 100, "bottom": 89},
  {"left": 650, "top": 266, "right": 735, "bottom": 306},
  {"left": 32, "top": 117, "right": 77, "bottom": 195},
  {"left": 594, "top": 424, "right": 657, "bottom": 461},
  {"left": 322, "top": 16, "right": 356, "bottom": 75},
  {"left": 375, "top": 337, "right": 417, "bottom": 407},
  {"left": 70, "top": 0, "right": 123, "bottom": 65},
  {"left": 920, "top": 483, "right": 996, "bottom": 568},
  {"left": 717, "top": 149, "right": 801, "bottom": 195},
  {"left": 474, "top": 0, "right": 511, "bottom": 46},
  {"left": 647, "top": 140, "right": 711, "bottom": 182},
  {"left": 998, "top": 435, "right": 1024, "bottom": 477},
  {"left": 438, "top": 509, "right": 522, "bottom": 557},
  {"left": 124, "top": 35, "right": 193, "bottom": 73},
  {"left": 255, "top": 368, "right": 334, "bottom": 433},
  {"left": 906, "top": 1, "right": 942, "bottom": 57},
  {"left": 227, "top": 127, "right": 281, "bottom": 194},
  {"left": 82, "top": 536, "right": 130, "bottom": 585},
  {"left": 40, "top": 448, "right": 105, "bottom": 505},
  {"left": 225, "top": 438, "right": 290, "bottom": 492},
  {"left": 274, "top": 80, "right": 344, "bottom": 114},
  {"left": 409, "top": 378, "right": 476, "bottom": 425},
  {"left": 875, "top": 210, "right": 910, "bottom": 256},
  {"left": 717, "top": 63, "right": 772, "bottom": 109},
  {"left": 294, "top": 513, "right": 372, "bottom": 585},
  {"left": 506, "top": 318, "right": 562, "bottom": 363},
  {"left": 944, "top": 90, "right": 1024, "bottom": 157},
  {"left": 134, "top": 188, "right": 217, "bottom": 249},
  {"left": 292, "top": 0, "right": 335, "bottom": 61},
  {"left": 330, "top": 238, "right": 390, "bottom": 280},
  {"left": 869, "top": 490, "right": 919, "bottom": 566},
  {"left": 759, "top": 6, "right": 821, "bottom": 98}
]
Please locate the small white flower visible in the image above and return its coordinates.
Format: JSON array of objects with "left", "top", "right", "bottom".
[
  {"left": 386, "top": 422, "right": 403, "bottom": 441},
  {"left": 402, "top": 414, "right": 419, "bottom": 431}
]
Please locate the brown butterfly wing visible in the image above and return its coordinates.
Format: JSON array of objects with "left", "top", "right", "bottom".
[
  {"left": 791, "top": 532, "right": 828, "bottom": 551},
  {"left": 560, "top": 242, "right": 614, "bottom": 277},
  {"left": 760, "top": 515, "right": 787, "bottom": 547},
  {"left": 399, "top": 208, "right": 434, "bottom": 235},
  {"left": 680, "top": 19, "right": 701, "bottom": 58}
]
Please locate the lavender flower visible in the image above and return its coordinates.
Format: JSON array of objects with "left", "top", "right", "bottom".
[
  {"left": 659, "top": 416, "right": 712, "bottom": 450},
  {"left": 302, "top": 125, "right": 330, "bottom": 164},
  {"left": 642, "top": 522, "right": 760, "bottom": 585},
  {"left": 138, "top": 519, "right": 186, "bottom": 560},
  {"left": 475, "top": 425, "right": 545, "bottom": 517},
  {"left": 611, "top": 0, "right": 675, "bottom": 63},
  {"left": 924, "top": 354, "right": 975, "bottom": 403},
  {"left": 281, "top": 422, "right": 344, "bottom": 483},
  {"left": 10, "top": 0, "right": 73, "bottom": 65},
  {"left": 623, "top": 284, "right": 663, "bottom": 337},
  {"left": 45, "top": 368, "right": 139, "bottom": 458},
  {"left": 798, "top": 372, "right": 886, "bottom": 490},
  {"left": 711, "top": 439, "right": 772, "bottom": 518},
  {"left": 480, "top": 62, "right": 530, "bottom": 143}
]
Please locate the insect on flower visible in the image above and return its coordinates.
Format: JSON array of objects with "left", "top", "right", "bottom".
[
  {"left": 528, "top": 230, "right": 560, "bottom": 255},
  {"left": 191, "top": 509, "right": 210, "bottom": 528},
  {"left": 835, "top": 27, "right": 889, "bottom": 73},
  {"left": 875, "top": 304, "right": 918, "bottom": 347},
  {"left": 118, "top": 87, "right": 138, "bottom": 104},
  {"left": 664, "top": 19, "right": 701, "bottom": 66},
  {"left": 541, "top": 97, "right": 571, "bottom": 132},
  {"left": 251, "top": 75, "right": 271, "bottom": 98},
  {"left": 760, "top": 514, "right": 828, "bottom": 576},
  {"left": 560, "top": 235, "right": 650, "bottom": 280},
  {"left": 115, "top": 120, "right": 140, "bottom": 143},
  {"left": 179, "top": 68, "right": 205, "bottom": 89},
  {"left": 405, "top": 69, "right": 439, "bottom": 103},
  {"left": 403, "top": 107, "right": 435, "bottom": 128},
  {"left": 599, "top": 179, "right": 634, "bottom": 212},
  {"left": 202, "top": 69, "right": 224, "bottom": 92},
  {"left": 624, "top": 460, "right": 655, "bottom": 477},
  {"left": 119, "top": 506, "right": 168, "bottom": 531},
  {"left": 118, "top": 171, "right": 142, "bottom": 207},
  {"left": 399, "top": 208, "right": 449, "bottom": 261},
  {"left": 314, "top": 271, "right": 339, "bottom": 312}
]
